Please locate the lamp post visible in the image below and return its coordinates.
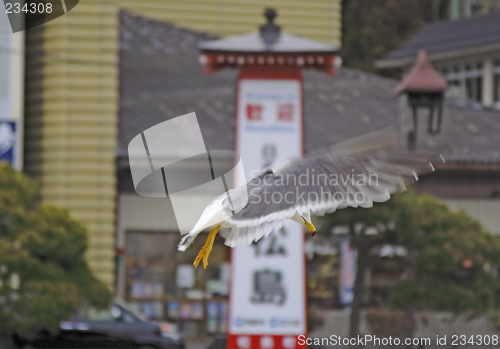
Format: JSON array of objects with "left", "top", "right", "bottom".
[{"left": 396, "top": 50, "right": 448, "bottom": 149}]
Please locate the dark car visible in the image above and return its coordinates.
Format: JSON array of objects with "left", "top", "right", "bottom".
[{"left": 16, "top": 301, "right": 183, "bottom": 349}]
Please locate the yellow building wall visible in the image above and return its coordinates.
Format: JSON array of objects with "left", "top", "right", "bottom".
[
  {"left": 120, "top": 0, "right": 342, "bottom": 47},
  {"left": 25, "top": 0, "right": 119, "bottom": 287},
  {"left": 24, "top": 0, "right": 341, "bottom": 289}
]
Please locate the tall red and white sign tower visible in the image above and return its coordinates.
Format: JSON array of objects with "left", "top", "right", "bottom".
[{"left": 200, "top": 9, "right": 339, "bottom": 349}]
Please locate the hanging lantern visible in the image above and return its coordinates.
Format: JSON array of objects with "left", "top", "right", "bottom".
[{"left": 396, "top": 50, "right": 448, "bottom": 148}]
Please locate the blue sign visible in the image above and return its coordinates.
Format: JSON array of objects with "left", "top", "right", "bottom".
[
  {"left": 0, "top": 121, "right": 16, "bottom": 165},
  {"left": 339, "top": 239, "right": 357, "bottom": 306}
]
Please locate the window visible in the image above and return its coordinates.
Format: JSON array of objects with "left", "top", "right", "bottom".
[
  {"left": 125, "top": 231, "right": 230, "bottom": 336},
  {"left": 445, "top": 64, "right": 465, "bottom": 99},
  {"left": 464, "top": 61, "right": 483, "bottom": 102},
  {"left": 494, "top": 59, "right": 500, "bottom": 103},
  {"left": 448, "top": 80, "right": 462, "bottom": 98},
  {"left": 76, "top": 304, "right": 118, "bottom": 322},
  {"left": 445, "top": 61, "right": 484, "bottom": 102},
  {"left": 494, "top": 75, "right": 500, "bottom": 103},
  {"left": 443, "top": 64, "right": 462, "bottom": 98},
  {"left": 466, "top": 76, "right": 482, "bottom": 102},
  {"left": 122, "top": 310, "right": 138, "bottom": 323}
]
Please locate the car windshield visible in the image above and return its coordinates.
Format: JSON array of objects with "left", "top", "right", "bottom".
[
  {"left": 113, "top": 299, "right": 147, "bottom": 322},
  {"left": 87, "top": 306, "right": 117, "bottom": 321},
  {"left": 75, "top": 301, "right": 145, "bottom": 323}
]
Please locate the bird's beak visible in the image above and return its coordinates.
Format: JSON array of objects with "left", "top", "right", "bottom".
[{"left": 302, "top": 218, "right": 317, "bottom": 238}]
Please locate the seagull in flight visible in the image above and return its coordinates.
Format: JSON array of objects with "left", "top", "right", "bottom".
[{"left": 178, "top": 128, "right": 442, "bottom": 268}]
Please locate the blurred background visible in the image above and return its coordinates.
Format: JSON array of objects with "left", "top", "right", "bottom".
[{"left": 2, "top": 0, "right": 500, "bottom": 348}]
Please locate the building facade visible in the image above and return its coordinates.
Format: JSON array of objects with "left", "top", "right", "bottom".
[
  {"left": 376, "top": 11, "right": 500, "bottom": 108},
  {"left": 22, "top": 0, "right": 342, "bottom": 288},
  {"left": 20, "top": 0, "right": 500, "bottom": 339},
  {"left": 449, "top": 0, "right": 500, "bottom": 19},
  {"left": 116, "top": 11, "right": 500, "bottom": 339}
]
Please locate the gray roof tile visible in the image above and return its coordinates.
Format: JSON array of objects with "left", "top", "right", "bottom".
[
  {"left": 119, "top": 11, "right": 500, "bottom": 164},
  {"left": 381, "top": 11, "right": 500, "bottom": 62}
]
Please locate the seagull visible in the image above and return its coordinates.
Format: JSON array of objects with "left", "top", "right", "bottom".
[{"left": 178, "top": 128, "right": 442, "bottom": 268}]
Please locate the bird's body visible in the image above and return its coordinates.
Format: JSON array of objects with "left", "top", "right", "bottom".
[{"left": 178, "top": 128, "right": 442, "bottom": 268}]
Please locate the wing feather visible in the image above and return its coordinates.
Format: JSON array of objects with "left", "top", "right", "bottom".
[{"left": 218, "top": 128, "right": 443, "bottom": 247}]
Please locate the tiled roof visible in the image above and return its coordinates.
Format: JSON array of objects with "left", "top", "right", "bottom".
[
  {"left": 380, "top": 11, "right": 500, "bottom": 63},
  {"left": 199, "top": 32, "right": 338, "bottom": 53},
  {"left": 119, "top": 11, "right": 500, "bottom": 164}
]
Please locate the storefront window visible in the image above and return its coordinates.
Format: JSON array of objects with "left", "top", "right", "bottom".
[
  {"left": 307, "top": 254, "right": 339, "bottom": 309},
  {"left": 125, "top": 231, "right": 230, "bottom": 338}
]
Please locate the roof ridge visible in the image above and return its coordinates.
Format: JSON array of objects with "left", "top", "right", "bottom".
[
  {"left": 420, "top": 10, "right": 500, "bottom": 28},
  {"left": 380, "top": 11, "right": 500, "bottom": 62},
  {"left": 120, "top": 10, "right": 220, "bottom": 41}
]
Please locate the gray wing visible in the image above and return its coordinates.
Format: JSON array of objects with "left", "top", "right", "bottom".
[{"left": 220, "top": 128, "right": 443, "bottom": 247}]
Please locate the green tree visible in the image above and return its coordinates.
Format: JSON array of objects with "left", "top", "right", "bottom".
[
  {"left": 321, "top": 190, "right": 500, "bottom": 339},
  {"left": 0, "top": 165, "right": 111, "bottom": 348},
  {"left": 341, "top": 0, "right": 450, "bottom": 73}
]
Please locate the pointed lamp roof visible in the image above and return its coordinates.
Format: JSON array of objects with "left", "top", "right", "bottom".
[{"left": 395, "top": 50, "right": 448, "bottom": 94}]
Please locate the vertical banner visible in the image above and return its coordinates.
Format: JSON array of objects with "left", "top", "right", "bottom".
[
  {"left": 229, "top": 72, "right": 306, "bottom": 349},
  {"left": 0, "top": 8, "right": 23, "bottom": 169},
  {"left": 0, "top": 121, "right": 16, "bottom": 164},
  {"left": 339, "top": 239, "right": 357, "bottom": 307}
]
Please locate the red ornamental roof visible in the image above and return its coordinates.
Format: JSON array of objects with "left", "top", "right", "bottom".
[
  {"left": 396, "top": 50, "right": 448, "bottom": 94},
  {"left": 199, "top": 32, "right": 340, "bottom": 75},
  {"left": 199, "top": 51, "right": 341, "bottom": 75},
  {"left": 198, "top": 8, "right": 340, "bottom": 75}
]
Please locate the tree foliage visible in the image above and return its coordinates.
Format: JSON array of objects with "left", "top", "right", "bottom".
[
  {"left": 0, "top": 165, "right": 111, "bottom": 337},
  {"left": 341, "top": 0, "right": 451, "bottom": 73},
  {"left": 321, "top": 190, "right": 500, "bottom": 330},
  {"left": 385, "top": 192, "right": 500, "bottom": 314}
]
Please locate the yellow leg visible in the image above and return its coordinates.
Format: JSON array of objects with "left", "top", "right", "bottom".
[
  {"left": 302, "top": 218, "right": 317, "bottom": 238},
  {"left": 193, "top": 225, "right": 221, "bottom": 269}
]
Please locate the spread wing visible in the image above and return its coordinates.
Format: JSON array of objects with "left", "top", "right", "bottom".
[{"left": 218, "top": 128, "right": 443, "bottom": 247}]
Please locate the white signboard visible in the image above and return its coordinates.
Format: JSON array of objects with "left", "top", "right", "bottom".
[{"left": 230, "top": 79, "right": 306, "bottom": 343}]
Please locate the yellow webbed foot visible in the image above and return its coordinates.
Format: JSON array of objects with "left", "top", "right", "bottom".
[
  {"left": 193, "top": 225, "right": 221, "bottom": 269},
  {"left": 193, "top": 248, "right": 207, "bottom": 269}
]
